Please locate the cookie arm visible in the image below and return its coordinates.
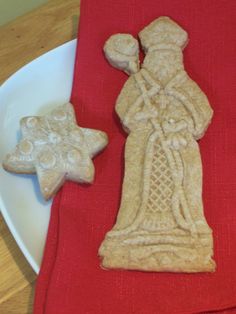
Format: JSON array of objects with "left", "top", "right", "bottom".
[
  {"left": 169, "top": 77, "right": 213, "bottom": 140},
  {"left": 115, "top": 75, "right": 142, "bottom": 130}
]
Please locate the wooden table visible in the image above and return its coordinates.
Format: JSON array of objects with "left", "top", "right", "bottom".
[{"left": 0, "top": 1, "right": 80, "bottom": 312}]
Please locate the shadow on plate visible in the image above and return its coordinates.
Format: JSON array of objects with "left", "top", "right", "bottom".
[{"left": 8, "top": 172, "right": 50, "bottom": 206}]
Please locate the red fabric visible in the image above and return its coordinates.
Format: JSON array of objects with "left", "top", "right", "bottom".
[{"left": 34, "top": 0, "right": 236, "bottom": 313}]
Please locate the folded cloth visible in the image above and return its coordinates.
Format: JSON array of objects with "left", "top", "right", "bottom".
[{"left": 34, "top": 0, "right": 236, "bottom": 313}]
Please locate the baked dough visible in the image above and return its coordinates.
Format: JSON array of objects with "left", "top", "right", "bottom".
[
  {"left": 3, "top": 103, "right": 108, "bottom": 200},
  {"left": 99, "top": 17, "right": 215, "bottom": 272}
]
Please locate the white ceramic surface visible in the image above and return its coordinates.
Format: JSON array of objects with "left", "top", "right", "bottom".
[{"left": 0, "top": 39, "right": 77, "bottom": 274}]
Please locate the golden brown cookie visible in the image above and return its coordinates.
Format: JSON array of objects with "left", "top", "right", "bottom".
[
  {"left": 3, "top": 103, "right": 108, "bottom": 200},
  {"left": 99, "top": 17, "right": 215, "bottom": 272}
]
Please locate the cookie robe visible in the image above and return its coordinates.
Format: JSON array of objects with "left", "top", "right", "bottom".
[{"left": 99, "top": 17, "right": 215, "bottom": 272}]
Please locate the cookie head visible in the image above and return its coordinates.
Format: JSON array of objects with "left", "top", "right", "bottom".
[
  {"left": 104, "top": 33, "right": 140, "bottom": 75},
  {"left": 139, "top": 16, "right": 188, "bottom": 52}
]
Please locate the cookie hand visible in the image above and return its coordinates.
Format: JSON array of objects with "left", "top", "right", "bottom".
[{"left": 104, "top": 33, "right": 140, "bottom": 75}]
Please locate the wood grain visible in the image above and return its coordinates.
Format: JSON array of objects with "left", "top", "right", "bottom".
[
  {"left": 0, "top": 0, "right": 80, "bottom": 84},
  {"left": 0, "top": 0, "right": 80, "bottom": 312}
]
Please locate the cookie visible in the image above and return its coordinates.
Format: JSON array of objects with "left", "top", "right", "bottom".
[
  {"left": 3, "top": 103, "right": 108, "bottom": 200},
  {"left": 104, "top": 33, "right": 140, "bottom": 75},
  {"left": 99, "top": 17, "right": 215, "bottom": 272}
]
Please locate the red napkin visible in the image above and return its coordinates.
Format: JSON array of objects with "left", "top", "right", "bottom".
[{"left": 34, "top": 0, "right": 236, "bottom": 313}]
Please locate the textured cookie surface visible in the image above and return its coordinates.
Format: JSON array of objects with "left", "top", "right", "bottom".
[
  {"left": 99, "top": 17, "right": 215, "bottom": 272},
  {"left": 104, "top": 33, "right": 140, "bottom": 75},
  {"left": 3, "top": 103, "right": 108, "bottom": 200}
]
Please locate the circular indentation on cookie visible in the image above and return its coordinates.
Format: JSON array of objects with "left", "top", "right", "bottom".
[
  {"left": 39, "top": 151, "right": 56, "bottom": 169},
  {"left": 19, "top": 140, "right": 34, "bottom": 155},
  {"left": 67, "top": 149, "right": 82, "bottom": 164},
  {"left": 26, "top": 117, "right": 38, "bottom": 128},
  {"left": 48, "top": 132, "right": 61, "bottom": 144},
  {"left": 53, "top": 109, "right": 67, "bottom": 121}
]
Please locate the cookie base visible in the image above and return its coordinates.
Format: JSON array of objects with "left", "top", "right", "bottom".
[{"left": 99, "top": 234, "right": 216, "bottom": 273}]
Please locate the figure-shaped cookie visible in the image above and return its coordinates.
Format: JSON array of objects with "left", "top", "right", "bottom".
[
  {"left": 3, "top": 103, "right": 108, "bottom": 200},
  {"left": 99, "top": 17, "right": 215, "bottom": 272}
]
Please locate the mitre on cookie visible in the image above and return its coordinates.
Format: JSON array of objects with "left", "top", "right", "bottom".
[
  {"left": 2, "top": 103, "right": 108, "bottom": 200},
  {"left": 139, "top": 16, "right": 188, "bottom": 52}
]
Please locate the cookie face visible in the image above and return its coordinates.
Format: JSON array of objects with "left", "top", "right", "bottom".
[
  {"left": 3, "top": 103, "right": 108, "bottom": 200},
  {"left": 99, "top": 17, "right": 215, "bottom": 273}
]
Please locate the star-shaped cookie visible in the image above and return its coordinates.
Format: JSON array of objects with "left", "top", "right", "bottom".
[{"left": 2, "top": 103, "right": 108, "bottom": 200}]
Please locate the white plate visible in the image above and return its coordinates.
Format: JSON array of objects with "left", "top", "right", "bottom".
[{"left": 0, "top": 39, "right": 77, "bottom": 274}]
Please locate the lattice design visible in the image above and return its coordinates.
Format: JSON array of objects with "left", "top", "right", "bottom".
[{"left": 146, "top": 140, "right": 174, "bottom": 213}]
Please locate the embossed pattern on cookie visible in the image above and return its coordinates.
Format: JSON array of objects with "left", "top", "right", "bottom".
[
  {"left": 3, "top": 103, "right": 108, "bottom": 200},
  {"left": 99, "top": 17, "right": 215, "bottom": 273}
]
